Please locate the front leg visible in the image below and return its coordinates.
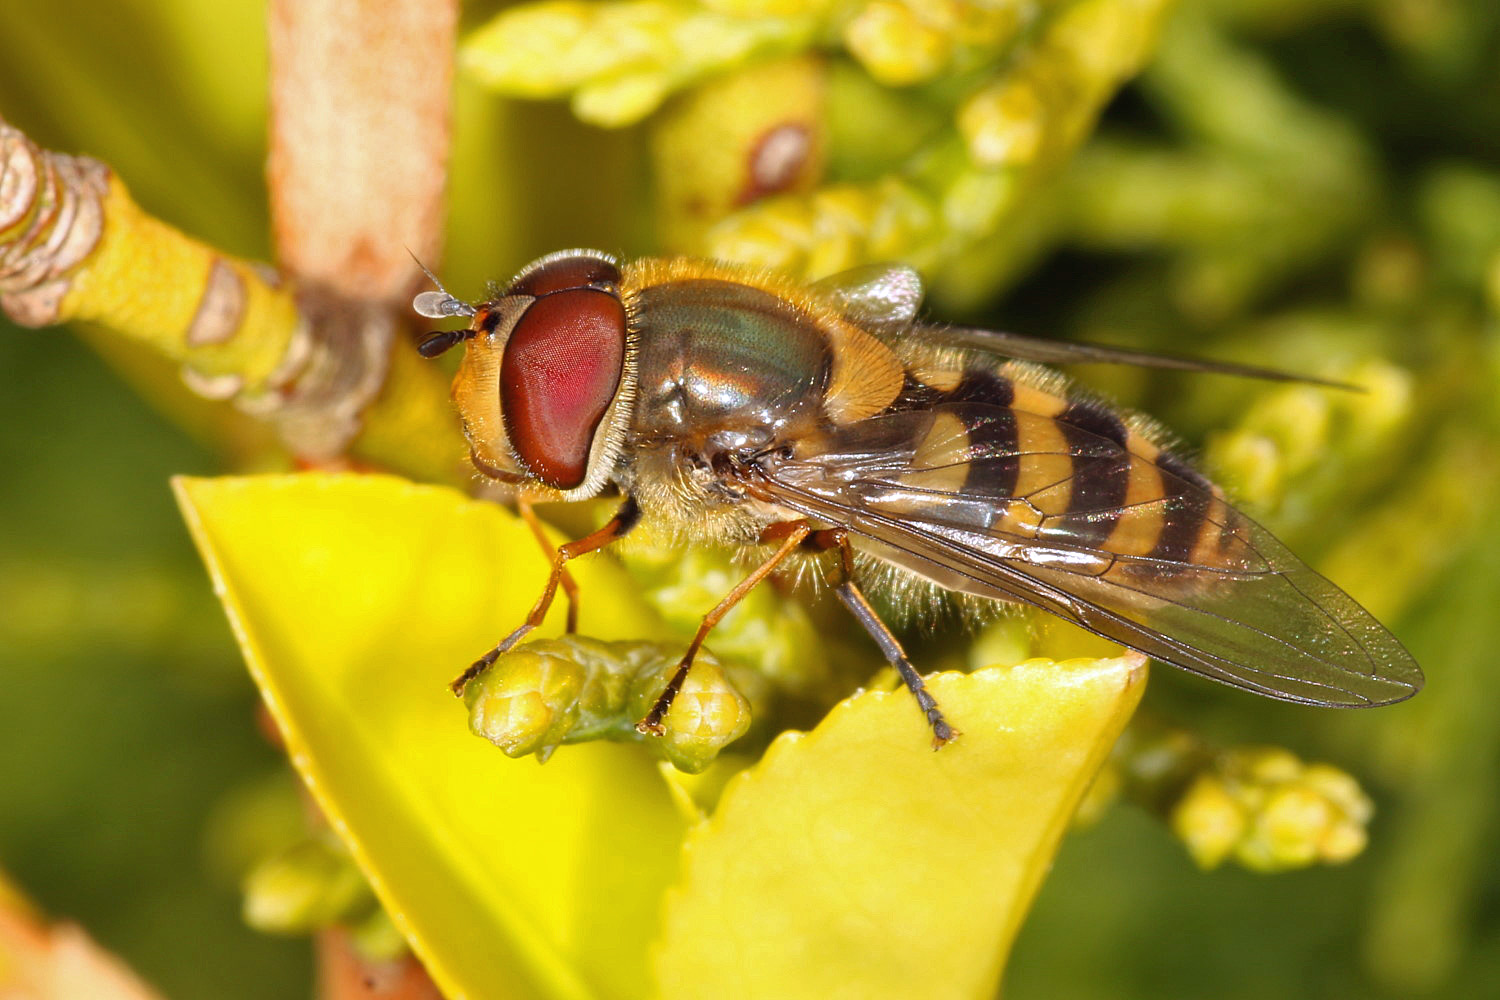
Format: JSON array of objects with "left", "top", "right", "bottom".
[
  {"left": 635, "top": 520, "right": 814, "bottom": 736},
  {"left": 516, "top": 497, "right": 582, "bottom": 634},
  {"left": 450, "top": 496, "right": 640, "bottom": 695}
]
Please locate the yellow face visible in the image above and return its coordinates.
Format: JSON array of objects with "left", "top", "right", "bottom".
[{"left": 450, "top": 313, "right": 521, "bottom": 484}]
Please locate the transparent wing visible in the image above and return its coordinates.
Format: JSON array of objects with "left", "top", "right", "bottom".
[
  {"left": 811, "top": 262, "right": 1352, "bottom": 387},
  {"left": 920, "top": 326, "right": 1357, "bottom": 389},
  {"left": 746, "top": 404, "right": 1421, "bottom": 706}
]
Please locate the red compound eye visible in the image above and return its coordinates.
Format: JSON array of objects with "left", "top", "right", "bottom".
[
  {"left": 509, "top": 253, "right": 620, "bottom": 298},
  {"left": 501, "top": 289, "right": 627, "bottom": 490}
]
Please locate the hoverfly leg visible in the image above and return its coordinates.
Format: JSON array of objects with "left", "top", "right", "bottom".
[
  {"left": 449, "top": 497, "right": 639, "bottom": 696},
  {"left": 517, "top": 498, "right": 581, "bottom": 633},
  {"left": 832, "top": 554, "right": 958, "bottom": 749},
  {"left": 636, "top": 521, "right": 813, "bottom": 736},
  {"left": 451, "top": 622, "right": 538, "bottom": 694}
]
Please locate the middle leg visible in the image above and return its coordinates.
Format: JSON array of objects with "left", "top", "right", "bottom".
[{"left": 635, "top": 520, "right": 812, "bottom": 736}]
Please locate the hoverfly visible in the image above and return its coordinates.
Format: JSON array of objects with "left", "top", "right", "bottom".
[{"left": 414, "top": 250, "right": 1423, "bottom": 747}]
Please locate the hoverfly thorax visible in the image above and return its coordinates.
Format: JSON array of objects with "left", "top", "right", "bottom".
[{"left": 417, "top": 249, "right": 637, "bottom": 499}]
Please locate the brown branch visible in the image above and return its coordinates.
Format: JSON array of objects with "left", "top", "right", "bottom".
[
  {"left": 269, "top": 0, "right": 458, "bottom": 304},
  {"left": 0, "top": 873, "right": 165, "bottom": 1000},
  {"left": 317, "top": 928, "right": 443, "bottom": 1000},
  {"left": 265, "top": 0, "right": 465, "bottom": 481}
]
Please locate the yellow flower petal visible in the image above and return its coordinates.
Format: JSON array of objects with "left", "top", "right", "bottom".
[
  {"left": 174, "top": 473, "right": 684, "bottom": 1000},
  {"left": 655, "top": 655, "right": 1147, "bottom": 999}
]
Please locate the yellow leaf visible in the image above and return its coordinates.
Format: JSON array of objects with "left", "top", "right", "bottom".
[
  {"left": 173, "top": 473, "right": 684, "bottom": 1000},
  {"left": 655, "top": 655, "right": 1147, "bottom": 1000},
  {"left": 178, "top": 473, "right": 1149, "bottom": 1000}
]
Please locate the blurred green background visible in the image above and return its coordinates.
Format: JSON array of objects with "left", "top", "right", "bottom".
[{"left": 3, "top": 1, "right": 1499, "bottom": 998}]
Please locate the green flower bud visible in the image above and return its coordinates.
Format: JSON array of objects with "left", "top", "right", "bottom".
[
  {"left": 1170, "top": 747, "right": 1375, "bottom": 872},
  {"left": 966, "top": 614, "right": 1033, "bottom": 672},
  {"left": 348, "top": 907, "right": 410, "bottom": 964},
  {"left": 710, "top": 0, "right": 1174, "bottom": 289},
  {"left": 1170, "top": 773, "right": 1246, "bottom": 868},
  {"left": 1204, "top": 349, "right": 1414, "bottom": 523},
  {"left": 627, "top": 648, "right": 754, "bottom": 774},
  {"left": 955, "top": 0, "right": 1169, "bottom": 171},
  {"left": 464, "top": 642, "right": 586, "bottom": 760},
  {"left": 958, "top": 77, "right": 1046, "bottom": 169},
  {"left": 843, "top": 1, "right": 953, "bottom": 86},
  {"left": 708, "top": 177, "right": 940, "bottom": 278},
  {"left": 465, "top": 636, "right": 753, "bottom": 772},
  {"left": 843, "top": 1, "right": 1034, "bottom": 86},
  {"left": 462, "top": 0, "right": 818, "bottom": 127},
  {"left": 242, "top": 837, "right": 373, "bottom": 936},
  {"left": 574, "top": 73, "right": 672, "bottom": 128}
]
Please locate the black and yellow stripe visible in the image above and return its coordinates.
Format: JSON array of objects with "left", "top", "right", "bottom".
[{"left": 890, "top": 363, "right": 1244, "bottom": 574}]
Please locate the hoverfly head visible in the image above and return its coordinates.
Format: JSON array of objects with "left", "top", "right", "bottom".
[{"left": 437, "top": 249, "right": 635, "bottom": 499}]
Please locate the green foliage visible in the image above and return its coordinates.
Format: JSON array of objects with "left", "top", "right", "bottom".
[{"left": 4, "top": 0, "right": 1500, "bottom": 997}]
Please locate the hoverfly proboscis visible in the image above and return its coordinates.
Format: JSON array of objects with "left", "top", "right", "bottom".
[{"left": 414, "top": 250, "right": 1422, "bottom": 748}]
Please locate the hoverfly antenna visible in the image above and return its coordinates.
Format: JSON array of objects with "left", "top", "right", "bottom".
[
  {"left": 417, "top": 328, "right": 475, "bottom": 358},
  {"left": 408, "top": 248, "right": 477, "bottom": 320},
  {"left": 414, "top": 290, "right": 477, "bottom": 319}
]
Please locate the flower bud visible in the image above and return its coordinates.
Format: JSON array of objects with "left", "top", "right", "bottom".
[
  {"left": 1170, "top": 747, "right": 1375, "bottom": 872},
  {"left": 242, "top": 838, "right": 373, "bottom": 935}
]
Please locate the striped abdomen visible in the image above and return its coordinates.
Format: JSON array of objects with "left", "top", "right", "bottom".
[{"left": 880, "top": 362, "right": 1251, "bottom": 580}]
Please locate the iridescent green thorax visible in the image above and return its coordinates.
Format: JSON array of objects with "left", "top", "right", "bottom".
[{"left": 630, "top": 278, "right": 833, "bottom": 446}]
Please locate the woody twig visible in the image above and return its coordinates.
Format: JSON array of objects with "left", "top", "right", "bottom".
[{"left": 0, "top": 7, "right": 462, "bottom": 483}]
